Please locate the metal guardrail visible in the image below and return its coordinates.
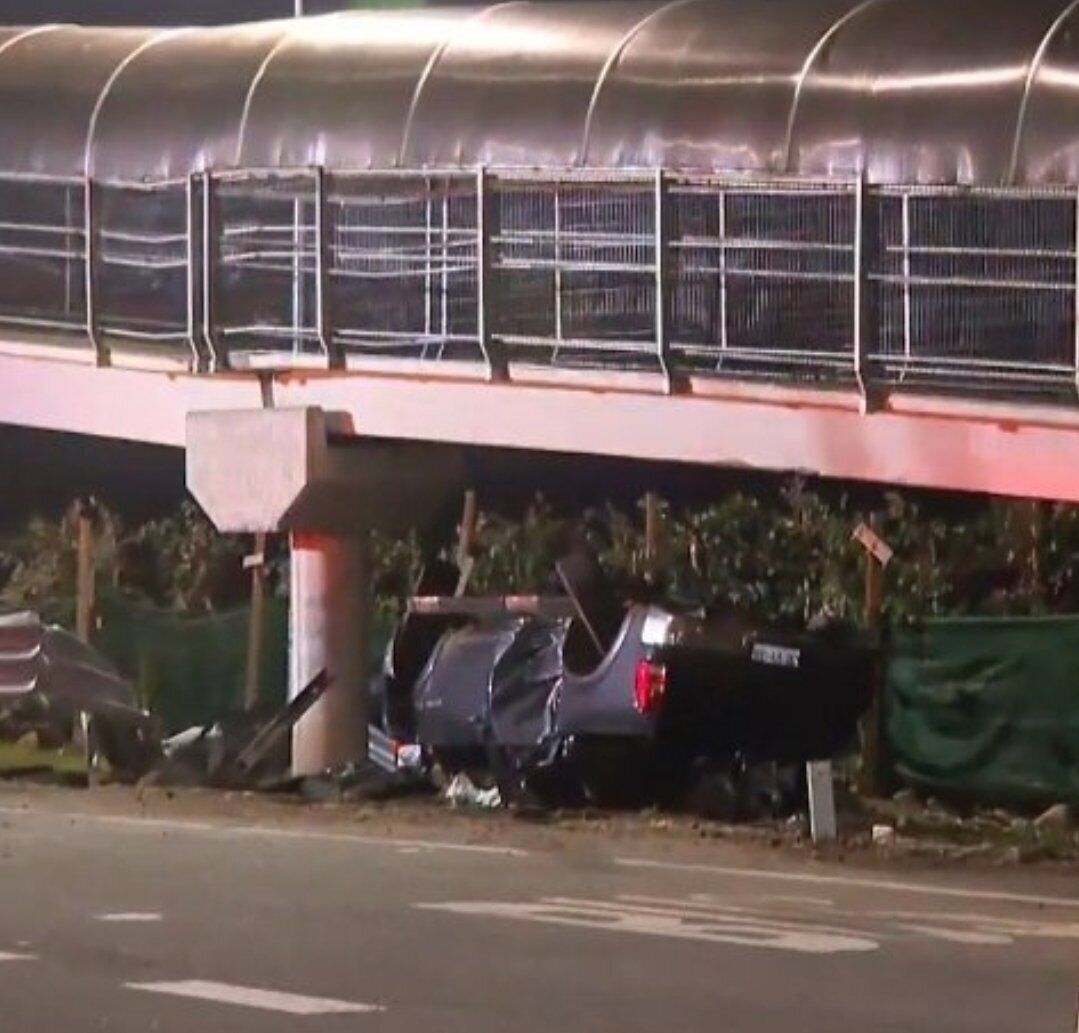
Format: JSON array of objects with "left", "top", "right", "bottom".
[{"left": 0, "top": 167, "right": 1075, "bottom": 400}]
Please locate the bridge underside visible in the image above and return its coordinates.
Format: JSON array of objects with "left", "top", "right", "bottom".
[{"left": 2, "top": 349, "right": 1078, "bottom": 503}]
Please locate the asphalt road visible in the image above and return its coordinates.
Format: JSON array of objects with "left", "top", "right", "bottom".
[{"left": 0, "top": 796, "right": 1076, "bottom": 1032}]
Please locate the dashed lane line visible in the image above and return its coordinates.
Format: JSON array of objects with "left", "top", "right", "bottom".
[
  {"left": 613, "top": 857, "right": 1079, "bottom": 910},
  {"left": 125, "top": 980, "right": 383, "bottom": 1016},
  {"left": 96, "top": 913, "right": 162, "bottom": 923},
  {"left": 0, "top": 952, "right": 35, "bottom": 962},
  {"left": 0, "top": 805, "right": 526, "bottom": 858}
]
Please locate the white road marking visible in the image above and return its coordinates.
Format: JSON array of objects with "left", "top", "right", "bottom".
[
  {"left": 96, "top": 912, "right": 162, "bottom": 923},
  {"left": 3, "top": 804, "right": 1076, "bottom": 912},
  {"left": 0, "top": 952, "right": 35, "bottom": 962},
  {"left": 417, "top": 898, "right": 879, "bottom": 954},
  {"left": 125, "top": 980, "right": 382, "bottom": 1016},
  {"left": 895, "top": 923, "right": 1012, "bottom": 946},
  {"left": 614, "top": 857, "right": 1079, "bottom": 910},
  {"left": 0, "top": 806, "right": 525, "bottom": 858},
  {"left": 870, "top": 910, "right": 1079, "bottom": 943}
]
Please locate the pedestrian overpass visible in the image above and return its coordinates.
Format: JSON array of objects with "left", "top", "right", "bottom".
[
  {"left": 1, "top": 2, "right": 1079, "bottom": 501},
  {"left": 4, "top": 2, "right": 1079, "bottom": 770}
]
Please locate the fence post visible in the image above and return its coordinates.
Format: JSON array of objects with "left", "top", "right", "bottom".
[
  {"left": 1074, "top": 186, "right": 1079, "bottom": 399},
  {"left": 852, "top": 174, "right": 867, "bottom": 406},
  {"left": 856, "top": 513, "right": 889, "bottom": 797},
  {"left": 201, "top": 171, "right": 226, "bottom": 371},
  {"left": 476, "top": 166, "right": 507, "bottom": 381},
  {"left": 314, "top": 165, "right": 340, "bottom": 368},
  {"left": 455, "top": 488, "right": 479, "bottom": 595},
  {"left": 185, "top": 173, "right": 206, "bottom": 372},
  {"left": 75, "top": 497, "right": 98, "bottom": 644},
  {"left": 83, "top": 178, "right": 108, "bottom": 367},
  {"left": 243, "top": 533, "right": 268, "bottom": 712},
  {"left": 644, "top": 491, "right": 662, "bottom": 574},
  {"left": 853, "top": 173, "right": 881, "bottom": 411},
  {"left": 654, "top": 169, "right": 678, "bottom": 393}
]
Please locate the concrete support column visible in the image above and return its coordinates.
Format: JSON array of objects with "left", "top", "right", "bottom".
[{"left": 288, "top": 530, "right": 370, "bottom": 776}]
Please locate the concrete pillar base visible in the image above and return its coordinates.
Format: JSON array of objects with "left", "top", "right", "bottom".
[{"left": 288, "top": 531, "right": 370, "bottom": 776}]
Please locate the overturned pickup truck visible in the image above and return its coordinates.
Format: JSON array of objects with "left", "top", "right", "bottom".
[{"left": 373, "top": 552, "right": 876, "bottom": 811}]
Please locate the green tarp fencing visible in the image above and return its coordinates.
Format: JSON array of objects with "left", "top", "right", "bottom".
[
  {"left": 887, "top": 616, "right": 1079, "bottom": 808},
  {"left": 92, "top": 592, "right": 394, "bottom": 734},
  {"left": 94, "top": 592, "right": 290, "bottom": 733}
]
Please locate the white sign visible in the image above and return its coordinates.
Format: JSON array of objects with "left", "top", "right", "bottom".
[
  {"left": 751, "top": 642, "right": 801, "bottom": 668},
  {"left": 853, "top": 522, "right": 894, "bottom": 567}
]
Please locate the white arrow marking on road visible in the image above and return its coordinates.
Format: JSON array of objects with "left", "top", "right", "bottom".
[
  {"left": 126, "top": 980, "right": 383, "bottom": 1015},
  {"left": 417, "top": 898, "right": 879, "bottom": 954}
]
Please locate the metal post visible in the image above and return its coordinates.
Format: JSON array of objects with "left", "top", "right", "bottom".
[
  {"left": 423, "top": 175, "right": 432, "bottom": 354},
  {"left": 291, "top": 192, "right": 304, "bottom": 357},
  {"left": 553, "top": 183, "right": 564, "bottom": 359},
  {"left": 314, "top": 166, "right": 338, "bottom": 367},
  {"left": 717, "top": 186, "right": 728, "bottom": 368},
  {"left": 83, "top": 178, "right": 107, "bottom": 366},
  {"left": 64, "top": 184, "right": 74, "bottom": 318},
  {"left": 439, "top": 181, "right": 449, "bottom": 358},
  {"left": 853, "top": 174, "right": 867, "bottom": 407},
  {"left": 901, "top": 190, "right": 912, "bottom": 374},
  {"left": 185, "top": 174, "right": 203, "bottom": 371},
  {"left": 201, "top": 171, "right": 225, "bottom": 370},
  {"left": 476, "top": 166, "right": 506, "bottom": 380},
  {"left": 654, "top": 169, "right": 675, "bottom": 393},
  {"left": 1074, "top": 188, "right": 1079, "bottom": 399},
  {"left": 806, "top": 760, "right": 837, "bottom": 842}
]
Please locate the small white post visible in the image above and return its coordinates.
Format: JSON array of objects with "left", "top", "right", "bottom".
[{"left": 806, "top": 759, "right": 837, "bottom": 843}]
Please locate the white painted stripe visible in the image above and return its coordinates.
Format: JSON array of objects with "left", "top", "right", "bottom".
[
  {"left": 613, "top": 857, "right": 1079, "bottom": 910},
  {"left": 3, "top": 803, "right": 1076, "bottom": 911},
  {"left": 96, "top": 912, "right": 162, "bottom": 923},
  {"left": 0, "top": 806, "right": 525, "bottom": 858},
  {"left": 417, "top": 900, "right": 878, "bottom": 954},
  {"left": 126, "top": 980, "right": 381, "bottom": 1016},
  {"left": 0, "top": 952, "right": 35, "bottom": 962}
]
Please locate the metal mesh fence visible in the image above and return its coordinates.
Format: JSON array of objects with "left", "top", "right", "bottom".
[
  {"left": 0, "top": 167, "right": 1076, "bottom": 400},
  {"left": 213, "top": 172, "right": 320, "bottom": 360},
  {"left": 0, "top": 176, "right": 85, "bottom": 341},
  {"left": 330, "top": 173, "right": 480, "bottom": 361},
  {"left": 669, "top": 180, "right": 857, "bottom": 379},
  {"left": 492, "top": 175, "right": 658, "bottom": 368},
  {"left": 96, "top": 183, "right": 189, "bottom": 352},
  {"left": 872, "top": 187, "right": 1076, "bottom": 389}
]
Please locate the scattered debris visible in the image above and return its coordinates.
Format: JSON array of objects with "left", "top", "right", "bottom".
[
  {"left": 872, "top": 823, "right": 896, "bottom": 847},
  {"left": 1033, "top": 802, "right": 1072, "bottom": 830},
  {"left": 0, "top": 611, "right": 159, "bottom": 781},
  {"left": 444, "top": 773, "right": 502, "bottom": 809}
]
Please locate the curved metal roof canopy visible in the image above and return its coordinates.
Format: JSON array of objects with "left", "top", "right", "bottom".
[{"left": 4, "top": 0, "right": 1079, "bottom": 186}]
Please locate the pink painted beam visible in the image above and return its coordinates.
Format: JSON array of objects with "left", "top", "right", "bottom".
[{"left": 1, "top": 350, "right": 1078, "bottom": 502}]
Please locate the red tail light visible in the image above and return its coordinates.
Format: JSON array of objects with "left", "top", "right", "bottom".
[{"left": 634, "top": 658, "right": 668, "bottom": 715}]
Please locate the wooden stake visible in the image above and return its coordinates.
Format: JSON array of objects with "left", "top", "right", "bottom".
[
  {"left": 858, "top": 512, "right": 886, "bottom": 797},
  {"left": 455, "top": 489, "right": 478, "bottom": 596},
  {"left": 243, "top": 532, "right": 268, "bottom": 712},
  {"left": 75, "top": 499, "right": 97, "bottom": 644},
  {"left": 644, "top": 492, "right": 661, "bottom": 569}
]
